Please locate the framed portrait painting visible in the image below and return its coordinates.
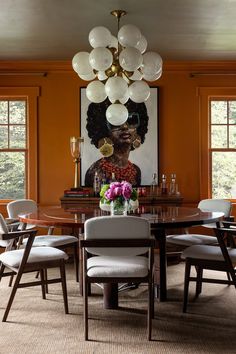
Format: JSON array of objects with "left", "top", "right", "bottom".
[{"left": 80, "top": 87, "right": 159, "bottom": 186}]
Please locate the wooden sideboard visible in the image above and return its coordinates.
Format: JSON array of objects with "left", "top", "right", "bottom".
[{"left": 60, "top": 194, "right": 183, "bottom": 208}]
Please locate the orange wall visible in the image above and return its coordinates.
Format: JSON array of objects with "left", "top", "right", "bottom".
[{"left": 0, "top": 60, "right": 236, "bottom": 216}]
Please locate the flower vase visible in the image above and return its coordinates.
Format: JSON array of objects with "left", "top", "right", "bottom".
[{"left": 111, "top": 199, "right": 128, "bottom": 216}]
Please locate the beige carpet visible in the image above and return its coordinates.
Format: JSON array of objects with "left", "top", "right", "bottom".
[{"left": 0, "top": 262, "right": 235, "bottom": 354}]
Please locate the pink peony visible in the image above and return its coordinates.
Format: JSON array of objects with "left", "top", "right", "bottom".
[
  {"left": 122, "top": 181, "right": 132, "bottom": 199},
  {"left": 105, "top": 187, "right": 115, "bottom": 201},
  {"left": 103, "top": 180, "right": 135, "bottom": 202}
]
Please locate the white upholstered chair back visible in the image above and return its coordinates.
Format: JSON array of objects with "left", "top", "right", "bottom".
[
  {"left": 7, "top": 199, "right": 37, "bottom": 218},
  {"left": 84, "top": 215, "right": 150, "bottom": 256},
  {"left": 0, "top": 213, "right": 12, "bottom": 248},
  {"left": 7, "top": 199, "right": 37, "bottom": 230},
  {"left": 198, "top": 199, "right": 232, "bottom": 216}
]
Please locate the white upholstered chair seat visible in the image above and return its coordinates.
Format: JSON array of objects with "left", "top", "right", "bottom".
[
  {"left": 167, "top": 199, "right": 232, "bottom": 247},
  {"left": 22, "top": 235, "right": 78, "bottom": 247},
  {"left": 87, "top": 255, "right": 149, "bottom": 278},
  {"left": 167, "top": 234, "right": 218, "bottom": 246},
  {"left": 182, "top": 244, "right": 236, "bottom": 262},
  {"left": 0, "top": 247, "right": 68, "bottom": 268}
]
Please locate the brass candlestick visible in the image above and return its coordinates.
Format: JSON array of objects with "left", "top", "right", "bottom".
[{"left": 70, "top": 136, "right": 84, "bottom": 190}]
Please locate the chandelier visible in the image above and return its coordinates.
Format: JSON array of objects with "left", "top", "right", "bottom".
[{"left": 72, "top": 10, "right": 162, "bottom": 126}]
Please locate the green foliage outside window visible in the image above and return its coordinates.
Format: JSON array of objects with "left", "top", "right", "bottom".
[
  {"left": 211, "top": 101, "right": 236, "bottom": 198},
  {"left": 0, "top": 100, "right": 26, "bottom": 199}
]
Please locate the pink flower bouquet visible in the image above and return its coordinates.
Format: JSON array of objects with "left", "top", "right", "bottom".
[{"left": 100, "top": 181, "right": 138, "bottom": 207}]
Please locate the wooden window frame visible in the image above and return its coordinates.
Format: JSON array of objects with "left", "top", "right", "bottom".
[
  {"left": 198, "top": 87, "right": 236, "bottom": 200},
  {"left": 0, "top": 87, "right": 39, "bottom": 202}
]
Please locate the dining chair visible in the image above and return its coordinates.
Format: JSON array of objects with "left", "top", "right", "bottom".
[
  {"left": 0, "top": 213, "right": 69, "bottom": 321},
  {"left": 166, "top": 199, "right": 232, "bottom": 247},
  {"left": 7, "top": 199, "right": 79, "bottom": 282},
  {"left": 181, "top": 221, "right": 236, "bottom": 313},
  {"left": 80, "top": 215, "right": 155, "bottom": 341}
]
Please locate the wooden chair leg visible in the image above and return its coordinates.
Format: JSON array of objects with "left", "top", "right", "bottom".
[
  {"left": 84, "top": 278, "right": 88, "bottom": 340},
  {"left": 183, "top": 260, "right": 191, "bottom": 313},
  {"left": 8, "top": 274, "right": 14, "bottom": 287},
  {"left": 0, "top": 263, "right": 6, "bottom": 281},
  {"left": 3, "top": 270, "right": 23, "bottom": 322},
  {"left": 226, "top": 271, "right": 231, "bottom": 284},
  {"left": 79, "top": 247, "right": 83, "bottom": 296},
  {"left": 148, "top": 280, "right": 153, "bottom": 341},
  {"left": 195, "top": 266, "right": 203, "bottom": 297},
  {"left": 60, "top": 261, "right": 69, "bottom": 314},
  {"left": 73, "top": 243, "right": 79, "bottom": 282},
  {"left": 229, "top": 267, "right": 236, "bottom": 289},
  {"left": 40, "top": 269, "right": 46, "bottom": 299},
  {"left": 44, "top": 269, "right": 48, "bottom": 293}
]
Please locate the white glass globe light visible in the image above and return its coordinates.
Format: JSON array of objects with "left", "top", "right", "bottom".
[
  {"left": 109, "top": 35, "right": 118, "bottom": 50},
  {"left": 135, "top": 35, "right": 148, "bottom": 54},
  {"left": 88, "top": 26, "right": 112, "bottom": 48},
  {"left": 143, "top": 68, "right": 162, "bottom": 81},
  {"left": 89, "top": 47, "right": 113, "bottom": 71},
  {"left": 86, "top": 81, "right": 107, "bottom": 103},
  {"left": 118, "top": 24, "right": 141, "bottom": 47},
  {"left": 72, "top": 52, "right": 92, "bottom": 75},
  {"left": 79, "top": 71, "right": 96, "bottom": 81},
  {"left": 119, "top": 47, "right": 143, "bottom": 72},
  {"left": 119, "top": 90, "right": 129, "bottom": 104},
  {"left": 142, "top": 51, "right": 163, "bottom": 75},
  {"left": 129, "top": 70, "right": 143, "bottom": 80},
  {"left": 97, "top": 71, "right": 108, "bottom": 80},
  {"left": 106, "top": 103, "right": 129, "bottom": 126},
  {"left": 128, "top": 81, "right": 150, "bottom": 103},
  {"left": 105, "top": 77, "right": 128, "bottom": 101}
]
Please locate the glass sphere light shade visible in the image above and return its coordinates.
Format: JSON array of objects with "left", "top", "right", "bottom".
[
  {"left": 128, "top": 81, "right": 150, "bottom": 103},
  {"left": 142, "top": 51, "right": 163, "bottom": 75},
  {"left": 118, "top": 24, "right": 141, "bottom": 47},
  {"left": 86, "top": 81, "right": 107, "bottom": 103},
  {"left": 105, "top": 76, "right": 128, "bottom": 101},
  {"left": 89, "top": 47, "right": 113, "bottom": 71},
  {"left": 106, "top": 103, "right": 129, "bottom": 126},
  {"left": 135, "top": 35, "right": 148, "bottom": 54},
  {"left": 143, "top": 68, "right": 162, "bottom": 81},
  {"left": 72, "top": 52, "right": 92, "bottom": 75},
  {"left": 88, "top": 26, "right": 112, "bottom": 48},
  {"left": 79, "top": 71, "right": 96, "bottom": 81},
  {"left": 119, "top": 47, "right": 143, "bottom": 72}
]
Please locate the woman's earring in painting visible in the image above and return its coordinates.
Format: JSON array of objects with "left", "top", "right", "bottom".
[
  {"left": 132, "top": 134, "right": 141, "bottom": 149},
  {"left": 98, "top": 137, "right": 114, "bottom": 157}
]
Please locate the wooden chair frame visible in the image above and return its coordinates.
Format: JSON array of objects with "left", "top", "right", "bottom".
[
  {"left": 80, "top": 238, "right": 155, "bottom": 341},
  {"left": 183, "top": 223, "right": 236, "bottom": 313},
  {"left": 0, "top": 229, "right": 68, "bottom": 322}
]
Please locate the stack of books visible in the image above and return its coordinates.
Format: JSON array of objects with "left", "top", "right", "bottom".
[{"left": 64, "top": 188, "right": 91, "bottom": 198}]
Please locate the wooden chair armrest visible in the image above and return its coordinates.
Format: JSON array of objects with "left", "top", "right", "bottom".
[
  {"left": 1, "top": 229, "right": 37, "bottom": 241},
  {"left": 224, "top": 216, "right": 235, "bottom": 222}
]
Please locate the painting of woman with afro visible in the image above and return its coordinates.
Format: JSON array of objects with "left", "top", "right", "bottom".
[{"left": 84, "top": 98, "right": 149, "bottom": 187}]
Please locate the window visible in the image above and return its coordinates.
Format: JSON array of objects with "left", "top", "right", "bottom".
[
  {"left": 0, "top": 87, "right": 39, "bottom": 201},
  {"left": 199, "top": 87, "right": 236, "bottom": 200},
  {"left": 0, "top": 100, "right": 27, "bottom": 198},
  {"left": 210, "top": 100, "right": 236, "bottom": 198}
]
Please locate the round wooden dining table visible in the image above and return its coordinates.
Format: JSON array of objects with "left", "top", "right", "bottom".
[{"left": 19, "top": 204, "right": 224, "bottom": 307}]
